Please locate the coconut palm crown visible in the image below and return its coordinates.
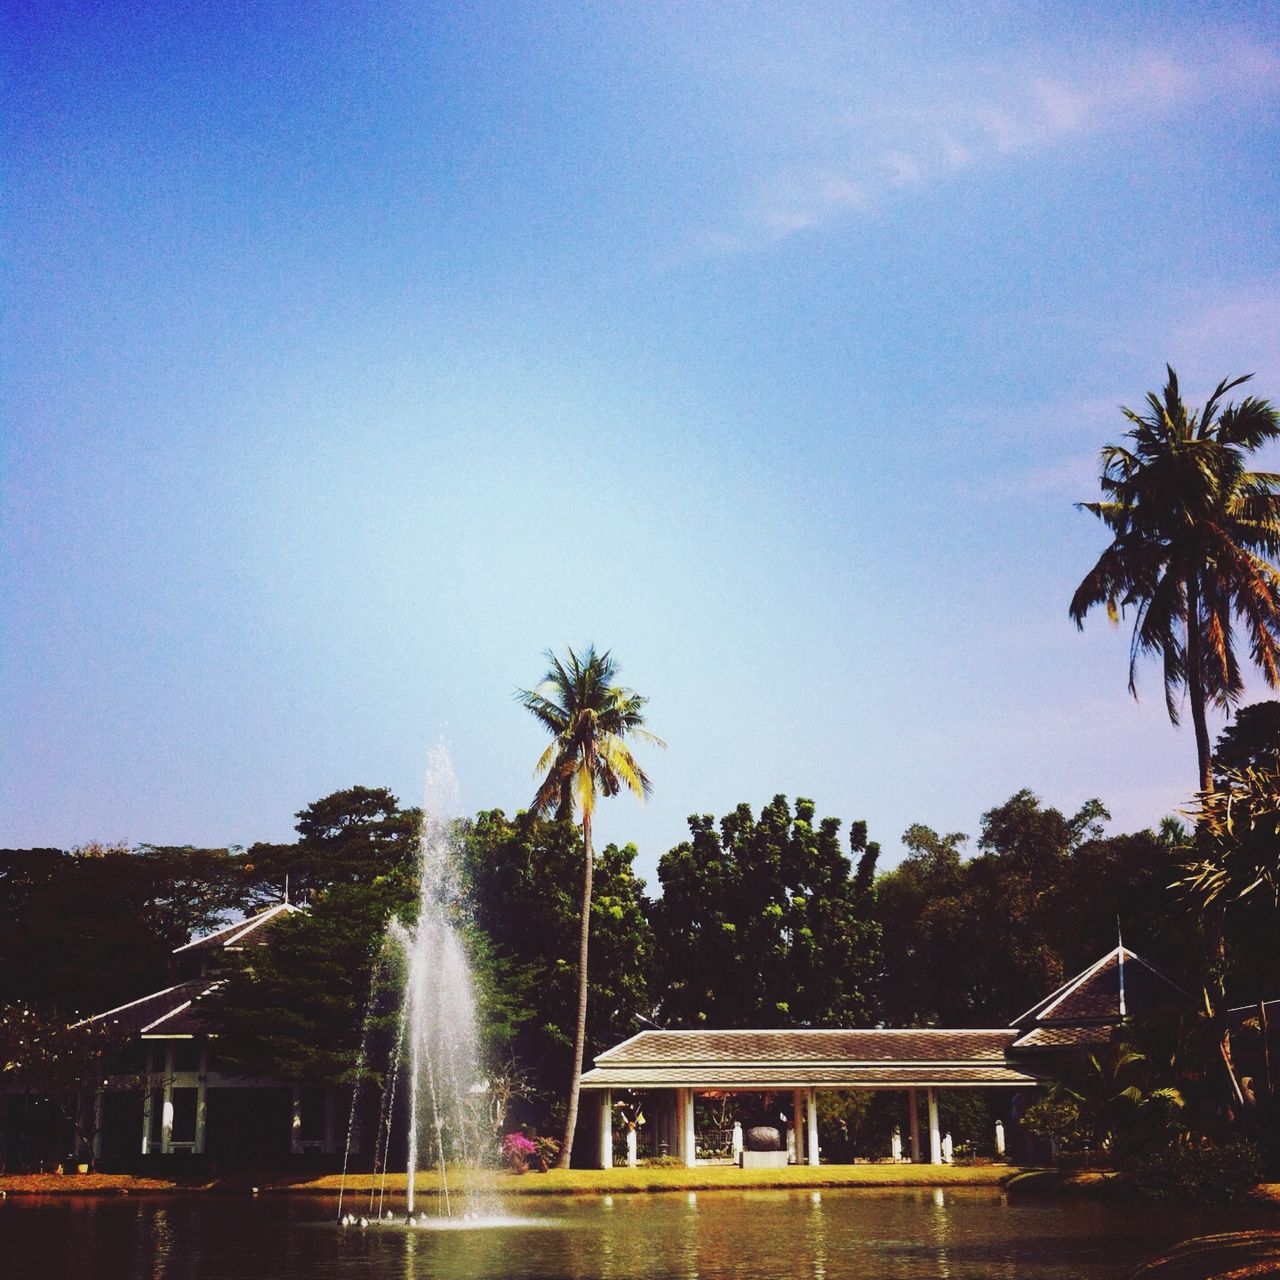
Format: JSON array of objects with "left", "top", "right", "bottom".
[
  {"left": 1070, "top": 367, "right": 1280, "bottom": 792},
  {"left": 516, "top": 645, "right": 663, "bottom": 1167}
]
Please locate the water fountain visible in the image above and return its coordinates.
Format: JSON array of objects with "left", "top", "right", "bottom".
[{"left": 339, "top": 747, "right": 492, "bottom": 1225}]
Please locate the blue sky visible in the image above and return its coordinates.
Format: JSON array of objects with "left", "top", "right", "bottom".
[{"left": 4, "top": 2, "right": 1279, "bottom": 883}]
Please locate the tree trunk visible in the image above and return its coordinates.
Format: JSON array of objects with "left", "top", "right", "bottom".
[
  {"left": 558, "top": 811, "right": 593, "bottom": 1168},
  {"left": 1185, "top": 571, "right": 1214, "bottom": 797}
]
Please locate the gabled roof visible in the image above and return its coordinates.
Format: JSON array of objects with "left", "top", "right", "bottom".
[
  {"left": 79, "top": 981, "right": 208, "bottom": 1036},
  {"left": 172, "top": 901, "right": 302, "bottom": 954},
  {"left": 1010, "top": 946, "right": 1190, "bottom": 1051},
  {"left": 580, "top": 1028, "right": 1044, "bottom": 1089}
]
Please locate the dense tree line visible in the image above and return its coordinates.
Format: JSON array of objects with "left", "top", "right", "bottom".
[{"left": 3, "top": 715, "right": 1278, "bottom": 1141}]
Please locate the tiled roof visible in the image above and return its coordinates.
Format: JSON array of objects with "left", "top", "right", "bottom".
[
  {"left": 80, "top": 981, "right": 210, "bottom": 1036},
  {"left": 172, "top": 901, "right": 302, "bottom": 954},
  {"left": 597, "top": 1029, "right": 1018, "bottom": 1066},
  {"left": 581, "top": 1029, "right": 1040, "bottom": 1089},
  {"left": 1013, "top": 947, "right": 1188, "bottom": 1028},
  {"left": 580, "top": 1063, "right": 1042, "bottom": 1089},
  {"left": 1011, "top": 1024, "right": 1114, "bottom": 1051}
]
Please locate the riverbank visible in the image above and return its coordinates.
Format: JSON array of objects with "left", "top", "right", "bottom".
[{"left": 0, "top": 1163, "right": 1021, "bottom": 1197}]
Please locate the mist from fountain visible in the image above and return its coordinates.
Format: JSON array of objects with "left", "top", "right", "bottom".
[{"left": 340, "top": 746, "right": 494, "bottom": 1224}]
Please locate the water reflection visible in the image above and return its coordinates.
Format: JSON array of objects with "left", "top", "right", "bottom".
[{"left": 2, "top": 1188, "right": 1277, "bottom": 1280}]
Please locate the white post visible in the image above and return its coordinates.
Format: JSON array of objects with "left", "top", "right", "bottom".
[
  {"left": 942, "top": 1132, "right": 953, "bottom": 1165},
  {"left": 626, "top": 1127, "right": 637, "bottom": 1168},
  {"left": 682, "top": 1089, "right": 696, "bottom": 1168},
  {"left": 806, "top": 1089, "right": 819, "bottom": 1166},
  {"left": 141, "top": 1044, "right": 154, "bottom": 1155},
  {"left": 891, "top": 1127, "right": 902, "bottom": 1162},
  {"left": 160, "top": 1044, "right": 175, "bottom": 1154},
  {"left": 194, "top": 1046, "right": 208, "bottom": 1155},
  {"left": 731, "top": 1121, "right": 744, "bottom": 1162},
  {"left": 290, "top": 1086, "right": 303, "bottom": 1155},
  {"left": 908, "top": 1088, "right": 920, "bottom": 1163},
  {"left": 598, "top": 1091, "right": 613, "bottom": 1169},
  {"left": 994, "top": 1119, "right": 1006, "bottom": 1158},
  {"left": 927, "top": 1089, "right": 941, "bottom": 1166}
]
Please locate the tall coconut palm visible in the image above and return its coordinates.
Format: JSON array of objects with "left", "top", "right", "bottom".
[
  {"left": 517, "top": 646, "right": 664, "bottom": 1166},
  {"left": 1070, "top": 367, "right": 1280, "bottom": 794}
]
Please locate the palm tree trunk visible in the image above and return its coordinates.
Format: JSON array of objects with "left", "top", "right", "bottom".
[
  {"left": 558, "top": 810, "right": 593, "bottom": 1168},
  {"left": 1186, "top": 574, "right": 1246, "bottom": 1111},
  {"left": 1185, "top": 571, "right": 1214, "bottom": 797}
]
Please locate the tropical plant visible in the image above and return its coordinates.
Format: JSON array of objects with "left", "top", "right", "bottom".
[
  {"left": 1070, "top": 367, "right": 1280, "bottom": 793},
  {"left": 516, "top": 646, "right": 663, "bottom": 1166}
]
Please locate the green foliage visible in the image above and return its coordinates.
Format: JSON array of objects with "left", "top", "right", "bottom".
[
  {"left": 241, "top": 786, "right": 421, "bottom": 905},
  {"left": 0, "top": 844, "right": 249, "bottom": 1014},
  {"left": 209, "top": 787, "right": 422, "bottom": 1085},
  {"left": 1070, "top": 367, "right": 1280, "bottom": 789},
  {"left": 1119, "top": 1136, "right": 1262, "bottom": 1203},
  {"left": 875, "top": 790, "right": 1199, "bottom": 1025},
  {"left": 458, "top": 808, "right": 654, "bottom": 1114},
  {"left": 1021, "top": 1099, "right": 1085, "bottom": 1150},
  {"left": 650, "top": 796, "right": 881, "bottom": 1028},
  {"left": 0, "top": 1004, "right": 140, "bottom": 1167}
]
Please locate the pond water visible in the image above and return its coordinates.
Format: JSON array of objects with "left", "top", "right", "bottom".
[{"left": 2, "top": 1188, "right": 1275, "bottom": 1280}]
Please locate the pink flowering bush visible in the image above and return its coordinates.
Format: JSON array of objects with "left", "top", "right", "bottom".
[{"left": 502, "top": 1131, "right": 538, "bottom": 1173}]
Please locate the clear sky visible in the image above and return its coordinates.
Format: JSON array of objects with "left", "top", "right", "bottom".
[{"left": 4, "top": 2, "right": 1279, "bottom": 883}]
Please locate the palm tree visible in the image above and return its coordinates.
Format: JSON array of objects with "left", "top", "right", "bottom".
[
  {"left": 1070, "top": 367, "right": 1280, "bottom": 793},
  {"left": 517, "top": 646, "right": 664, "bottom": 1167}
]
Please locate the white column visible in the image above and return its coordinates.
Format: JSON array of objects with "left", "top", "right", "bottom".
[
  {"left": 927, "top": 1088, "right": 941, "bottom": 1166},
  {"left": 194, "top": 1046, "right": 208, "bottom": 1155},
  {"left": 290, "top": 1086, "right": 303, "bottom": 1155},
  {"left": 160, "top": 1045, "right": 175, "bottom": 1154},
  {"left": 598, "top": 1090, "right": 613, "bottom": 1169},
  {"left": 908, "top": 1088, "right": 920, "bottom": 1163},
  {"left": 806, "top": 1089, "right": 819, "bottom": 1166},
  {"left": 626, "top": 1128, "right": 638, "bottom": 1168},
  {"left": 994, "top": 1119, "right": 1006, "bottom": 1158},
  {"left": 682, "top": 1088, "right": 696, "bottom": 1168},
  {"left": 141, "top": 1044, "right": 154, "bottom": 1155}
]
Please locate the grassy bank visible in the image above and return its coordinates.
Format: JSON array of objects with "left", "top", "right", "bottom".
[{"left": 0, "top": 1163, "right": 1023, "bottom": 1197}]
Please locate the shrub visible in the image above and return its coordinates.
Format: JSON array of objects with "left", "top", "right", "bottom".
[
  {"left": 644, "top": 1154, "right": 683, "bottom": 1168},
  {"left": 502, "top": 1132, "right": 537, "bottom": 1173},
  {"left": 1021, "top": 1099, "right": 1085, "bottom": 1153},
  {"left": 1118, "top": 1137, "right": 1262, "bottom": 1204}
]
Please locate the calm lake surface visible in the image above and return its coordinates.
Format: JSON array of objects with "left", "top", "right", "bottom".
[{"left": 2, "top": 1188, "right": 1276, "bottom": 1280}]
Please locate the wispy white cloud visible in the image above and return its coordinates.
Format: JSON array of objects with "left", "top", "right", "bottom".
[{"left": 703, "top": 38, "right": 1280, "bottom": 254}]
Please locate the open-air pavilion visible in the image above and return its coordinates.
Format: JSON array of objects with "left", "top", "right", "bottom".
[{"left": 579, "top": 943, "right": 1189, "bottom": 1168}]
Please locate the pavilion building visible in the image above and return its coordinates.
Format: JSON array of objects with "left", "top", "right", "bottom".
[{"left": 578, "top": 944, "right": 1190, "bottom": 1168}]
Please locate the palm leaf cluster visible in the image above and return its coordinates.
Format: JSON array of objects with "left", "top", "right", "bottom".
[
  {"left": 1182, "top": 765, "right": 1280, "bottom": 910},
  {"left": 517, "top": 646, "right": 663, "bottom": 822},
  {"left": 1071, "top": 367, "right": 1280, "bottom": 786}
]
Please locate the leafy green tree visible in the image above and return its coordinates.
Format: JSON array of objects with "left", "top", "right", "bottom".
[
  {"left": 1183, "top": 763, "right": 1280, "bottom": 1113},
  {"left": 0, "top": 1004, "right": 139, "bottom": 1170},
  {"left": 0, "top": 844, "right": 247, "bottom": 1013},
  {"left": 458, "top": 808, "right": 653, "bottom": 1123},
  {"left": 1070, "top": 368, "right": 1280, "bottom": 794},
  {"left": 1215, "top": 700, "right": 1280, "bottom": 776},
  {"left": 242, "top": 785, "right": 421, "bottom": 904},
  {"left": 651, "top": 796, "right": 881, "bottom": 1028},
  {"left": 517, "top": 646, "right": 663, "bottom": 1166},
  {"left": 210, "top": 787, "right": 423, "bottom": 1084},
  {"left": 876, "top": 792, "right": 1198, "bottom": 1026}
]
